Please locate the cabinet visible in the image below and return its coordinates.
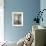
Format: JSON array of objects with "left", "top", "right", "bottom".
[{"left": 31, "top": 25, "right": 45, "bottom": 46}]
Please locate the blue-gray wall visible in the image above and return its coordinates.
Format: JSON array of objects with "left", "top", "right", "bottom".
[
  {"left": 40, "top": 0, "right": 46, "bottom": 44},
  {"left": 4, "top": 0, "right": 40, "bottom": 42}
]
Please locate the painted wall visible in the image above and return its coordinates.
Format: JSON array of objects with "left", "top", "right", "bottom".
[
  {"left": 4, "top": 0, "right": 40, "bottom": 42},
  {"left": 40, "top": 0, "right": 46, "bottom": 27}
]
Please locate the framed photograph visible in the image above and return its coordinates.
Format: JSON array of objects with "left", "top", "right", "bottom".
[{"left": 12, "top": 12, "right": 23, "bottom": 26}]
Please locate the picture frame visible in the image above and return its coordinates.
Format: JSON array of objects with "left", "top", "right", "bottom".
[{"left": 12, "top": 12, "right": 23, "bottom": 26}]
